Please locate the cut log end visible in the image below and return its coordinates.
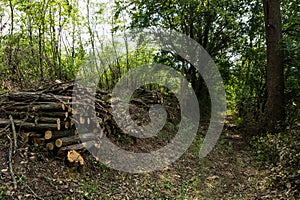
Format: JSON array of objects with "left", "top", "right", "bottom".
[
  {"left": 61, "top": 103, "right": 66, "bottom": 111},
  {"left": 46, "top": 142, "right": 55, "bottom": 151},
  {"left": 65, "top": 121, "right": 70, "bottom": 129},
  {"left": 44, "top": 130, "right": 52, "bottom": 140},
  {"left": 55, "top": 139, "right": 63, "bottom": 148},
  {"left": 57, "top": 118, "right": 61, "bottom": 130},
  {"left": 67, "top": 150, "right": 84, "bottom": 165}
]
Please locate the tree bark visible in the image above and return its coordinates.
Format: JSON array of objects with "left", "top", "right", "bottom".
[
  {"left": 0, "top": 119, "right": 59, "bottom": 130},
  {"left": 262, "top": 0, "right": 285, "bottom": 132},
  {"left": 8, "top": 92, "right": 72, "bottom": 102},
  {"left": 55, "top": 133, "right": 97, "bottom": 148}
]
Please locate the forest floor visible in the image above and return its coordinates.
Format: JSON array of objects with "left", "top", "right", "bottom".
[{"left": 0, "top": 116, "right": 280, "bottom": 200}]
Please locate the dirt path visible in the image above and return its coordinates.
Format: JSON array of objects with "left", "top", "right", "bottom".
[{"left": 0, "top": 124, "right": 271, "bottom": 200}]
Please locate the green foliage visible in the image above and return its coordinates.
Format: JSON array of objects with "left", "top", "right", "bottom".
[
  {"left": 252, "top": 129, "right": 300, "bottom": 197},
  {"left": 282, "top": 0, "right": 300, "bottom": 128},
  {"left": 0, "top": 0, "right": 85, "bottom": 88},
  {"left": 114, "top": 0, "right": 250, "bottom": 117},
  {"left": 225, "top": 0, "right": 299, "bottom": 131},
  {"left": 225, "top": 0, "right": 267, "bottom": 127},
  {"left": 77, "top": 178, "right": 98, "bottom": 200},
  {"left": 0, "top": 0, "right": 299, "bottom": 198}
]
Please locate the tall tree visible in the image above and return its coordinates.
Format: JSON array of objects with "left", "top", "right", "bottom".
[
  {"left": 262, "top": 0, "right": 285, "bottom": 132},
  {"left": 114, "top": 0, "right": 246, "bottom": 96}
]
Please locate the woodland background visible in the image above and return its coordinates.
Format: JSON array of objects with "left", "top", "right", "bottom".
[{"left": 0, "top": 0, "right": 299, "bottom": 199}]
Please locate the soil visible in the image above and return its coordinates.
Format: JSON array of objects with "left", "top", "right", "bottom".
[{"left": 0, "top": 117, "right": 277, "bottom": 200}]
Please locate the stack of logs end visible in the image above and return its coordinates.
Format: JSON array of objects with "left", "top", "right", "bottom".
[
  {"left": 0, "top": 83, "right": 171, "bottom": 164},
  {"left": 0, "top": 83, "right": 104, "bottom": 156}
]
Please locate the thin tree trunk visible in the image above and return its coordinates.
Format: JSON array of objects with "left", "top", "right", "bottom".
[
  {"left": 8, "top": 0, "right": 14, "bottom": 75},
  {"left": 49, "top": 7, "right": 57, "bottom": 79},
  {"left": 58, "top": 6, "right": 63, "bottom": 79},
  {"left": 86, "top": 0, "right": 100, "bottom": 83},
  {"left": 0, "top": 14, "right": 3, "bottom": 47}
]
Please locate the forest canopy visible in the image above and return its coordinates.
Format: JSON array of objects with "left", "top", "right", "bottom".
[{"left": 0, "top": 0, "right": 298, "bottom": 131}]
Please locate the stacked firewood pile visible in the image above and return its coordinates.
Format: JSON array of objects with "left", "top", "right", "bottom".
[{"left": 0, "top": 83, "right": 170, "bottom": 164}]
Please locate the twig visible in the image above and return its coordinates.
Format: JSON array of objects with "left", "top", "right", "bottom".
[
  {"left": 9, "top": 115, "right": 17, "bottom": 153},
  {"left": 0, "top": 123, "right": 11, "bottom": 135},
  {"left": 15, "top": 175, "right": 44, "bottom": 200},
  {"left": 7, "top": 135, "right": 17, "bottom": 190}
]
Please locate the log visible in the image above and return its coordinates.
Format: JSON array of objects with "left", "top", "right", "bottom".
[
  {"left": 46, "top": 142, "right": 55, "bottom": 150},
  {"left": 64, "top": 121, "right": 71, "bottom": 129},
  {"left": 44, "top": 130, "right": 52, "bottom": 140},
  {"left": 34, "top": 117, "right": 61, "bottom": 123},
  {"left": 51, "top": 84, "right": 75, "bottom": 95},
  {"left": 38, "top": 111, "right": 68, "bottom": 118},
  {"left": 8, "top": 92, "right": 72, "bottom": 102},
  {"left": 58, "top": 141, "right": 95, "bottom": 152},
  {"left": 1, "top": 113, "right": 66, "bottom": 125},
  {"left": 4, "top": 102, "right": 66, "bottom": 111},
  {"left": 44, "top": 129, "right": 76, "bottom": 140},
  {"left": 28, "top": 132, "right": 43, "bottom": 138},
  {"left": 0, "top": 119, "right": 59, "bottom": 130},
  {"left": 3, "top": 110, "right": 69, "bottom": 121},
  {"left": 55, "top": 139, "right": 63, "bottom": 148},
  {"left": 57, "top": 118, "right": 61, "bottom": 131},
  {"left": 3, "top": 111, "right": 35, "bottom": 119},
  {"left": 55, "top": 133, "right": 97, "bottom": 148},
  {"left": 0, "top": 85, "right": 169, "bottom": 161}
]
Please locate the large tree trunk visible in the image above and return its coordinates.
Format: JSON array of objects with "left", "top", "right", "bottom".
[{"left": 262, "top": 0, "right": 285, "bottom": 132}]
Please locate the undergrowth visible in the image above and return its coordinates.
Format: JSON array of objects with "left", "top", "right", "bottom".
[{"left": 251, "top": 128, "right": 300, "bottom": 198}]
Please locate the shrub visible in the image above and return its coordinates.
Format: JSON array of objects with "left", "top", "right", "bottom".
[{"left": 252, "top": 129, "right": 300, "bottom": 198}]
